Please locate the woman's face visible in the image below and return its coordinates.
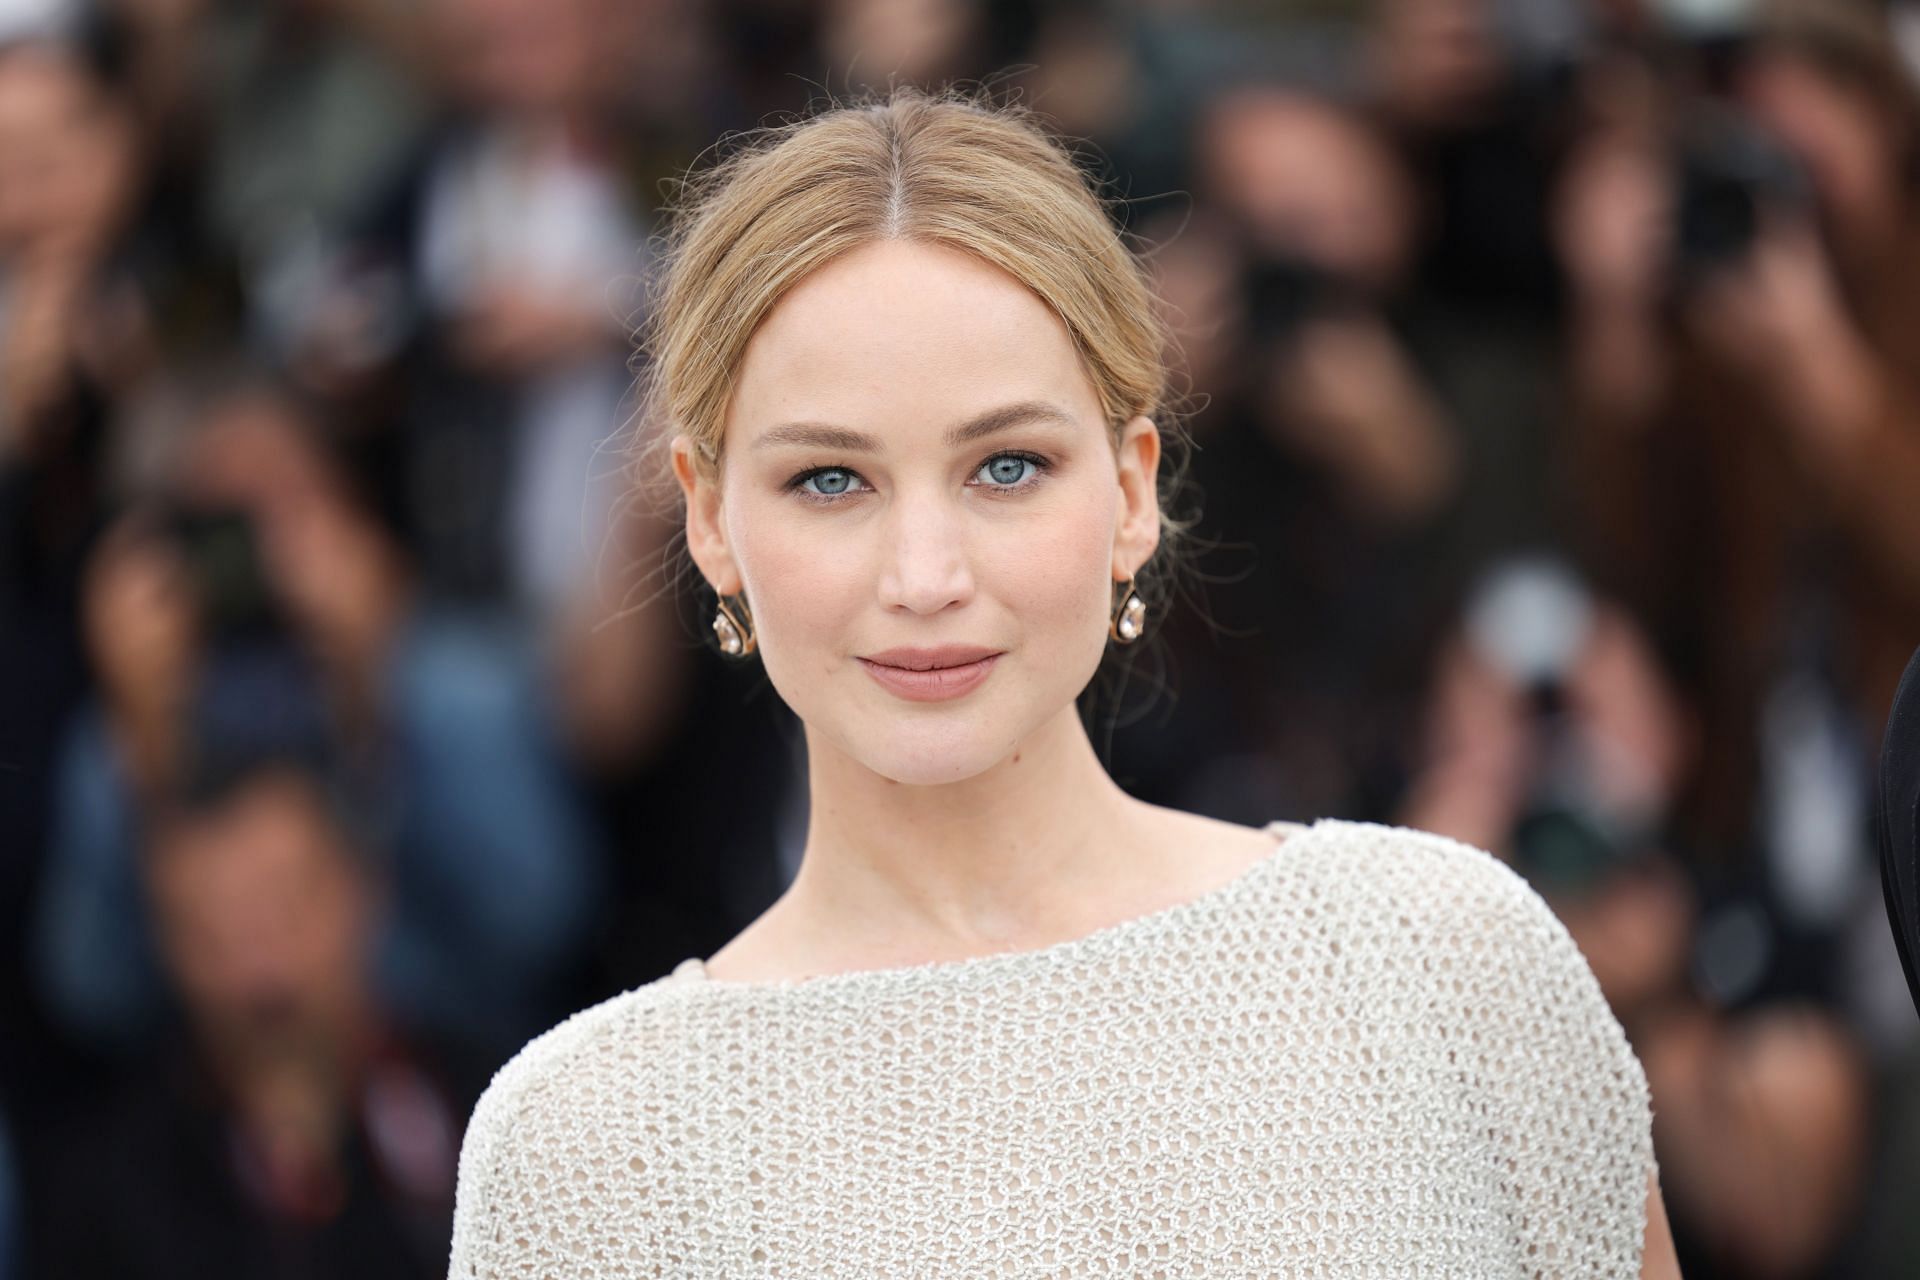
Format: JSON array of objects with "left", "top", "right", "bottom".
[{"left": 675, "top": 239, "right": 1160, "bottom": 786}]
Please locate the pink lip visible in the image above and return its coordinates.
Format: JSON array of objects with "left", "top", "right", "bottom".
[{"left": 857, "top": 646, "right": 1004, "bottom": 702}]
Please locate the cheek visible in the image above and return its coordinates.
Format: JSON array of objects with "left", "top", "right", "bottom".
[
  {"left": 991, "top": 484, "right": 1118, "bottom": 645},
  {"left": 727, "top": 501, "right": 868, "bottom": 665}
]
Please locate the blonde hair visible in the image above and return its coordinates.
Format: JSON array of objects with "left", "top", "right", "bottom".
[{"left": 631, "top": 87, "right": 1193, "bottom": 589}]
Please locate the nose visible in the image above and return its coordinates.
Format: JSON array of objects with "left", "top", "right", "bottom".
[{"left": 876, "top": 489, "right": 975, "bottom": 616}]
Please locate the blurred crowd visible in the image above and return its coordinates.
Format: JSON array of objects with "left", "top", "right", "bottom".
[{"left": 4, "top": 0, "right": 1920, "bottom": 1275}]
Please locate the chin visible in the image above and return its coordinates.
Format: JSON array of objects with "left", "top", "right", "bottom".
[
  {"left": 796, "top": 684, "right": 1056, "bottom": 786},
  {"left": 842, "top": 717, "right": 1023, "bottom": 787}
]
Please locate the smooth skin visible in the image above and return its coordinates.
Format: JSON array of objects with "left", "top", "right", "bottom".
[{"left": 670, "top": 238, "right": 1680, "bottom": 1277}]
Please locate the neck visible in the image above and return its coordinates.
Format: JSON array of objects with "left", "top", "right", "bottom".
[{"left": 784, "top": 704, "right": 1156, "bottom": 957}]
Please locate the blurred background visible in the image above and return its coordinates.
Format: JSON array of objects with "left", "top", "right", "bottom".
[{"left": 3, "top": 0, "right": 1920, "bottom": 1274}]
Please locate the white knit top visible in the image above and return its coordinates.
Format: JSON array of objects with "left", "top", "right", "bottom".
[{"left": 447, "top": 818, "right": 1655, "bottom": 1278}]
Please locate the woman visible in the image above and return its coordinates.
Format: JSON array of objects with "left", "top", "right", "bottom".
[{"left": 448, "top": 89, "right": 1678, "bottom": 1277}]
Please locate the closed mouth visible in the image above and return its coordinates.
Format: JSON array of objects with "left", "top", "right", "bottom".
[
  {"left": 859, "top": 647, "right": 1003, "bottom": 671},
  {"left": 856, "top": 650, "right": 1003, "bottom": 701}
]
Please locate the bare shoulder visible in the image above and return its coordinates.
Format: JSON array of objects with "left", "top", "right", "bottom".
[
  {"left": 701, "top": 905, "right": 807, "bottom": 983},
  {"left": 1130, "top": 801, "right": 1304, "bottom": 881}
]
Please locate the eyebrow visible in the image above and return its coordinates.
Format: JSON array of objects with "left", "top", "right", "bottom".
[{"left": 750, "top": 400, "right": 1079, "bottom": 453}]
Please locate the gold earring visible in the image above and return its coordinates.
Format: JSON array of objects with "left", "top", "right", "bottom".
[
  {"left": 1109, "top": 576, "right": 1147, "bottom": 644},
  {"left": 712, "top": 593, "right": 757, "bottom": 657}
]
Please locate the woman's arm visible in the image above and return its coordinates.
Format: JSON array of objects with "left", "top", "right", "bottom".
[{"left": 1643, "top": 1167, "right": 1683, "bottom": 1279}]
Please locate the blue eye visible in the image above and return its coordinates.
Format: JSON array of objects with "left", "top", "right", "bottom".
[
  {"left": 800, "top": 468, "right": 859, "bottom": 497},
  {"left": 975, "top": 453, "right": 1043, "bottom": 488},
  {"left": 787, "top": 452, "right": 1049, "bottom": 505}
]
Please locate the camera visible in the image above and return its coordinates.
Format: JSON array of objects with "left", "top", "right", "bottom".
[
  {"left": 1239, "top": 251, "right": 1361, "bottom": 348},
  {"left": 1461, "top": 556, "right": 1648, "bottom": 895},
  {"left": 1671, "top": 107, "right": 1812, "bottom": 284},
  {"left": 161, "top": 504, "right": 287, "bottom": 644}
]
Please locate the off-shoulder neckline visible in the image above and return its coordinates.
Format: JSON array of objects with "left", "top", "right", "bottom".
[{"left": 670, "top": 817, "right": 1330, "bottom": 996}]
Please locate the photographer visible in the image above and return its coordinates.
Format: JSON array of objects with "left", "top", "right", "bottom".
[
  {"left": 38, "top": 747, "right": 477, "bottom": 1280},
  {"left": 29, "top": 373, "right": 601, "bottom": 1065},
  {"left": 1118, "top": 83, "right": 1463, "bottom": 823},
  {"left": 1558, "top": 0, "right": 1920, "bottom": 868},
  {"left": 1195, "top": 84, "right": 1461, "bottom": 527}
]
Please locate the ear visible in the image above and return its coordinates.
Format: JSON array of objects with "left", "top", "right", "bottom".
[
  {"left": 671, "top": 435, "right": 744, "bottom": 596},
  {"left": 1112, "top": 415, "right": 1163, "bottom": 580}
]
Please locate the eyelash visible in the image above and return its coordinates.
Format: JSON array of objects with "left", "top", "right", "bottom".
[{"left": 784, "top": 451, "right": 1054, "bottom": 506}]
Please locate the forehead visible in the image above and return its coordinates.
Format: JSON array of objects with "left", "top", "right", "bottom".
[
  {"left": 0, "top": 48, "right": 91, "bottom": 129},
  {"left": 725, "top": 239, "right": 1105, "bottom": 448},
  {"left": 153, "top": 774, "right": 334, "bottom": 866}
]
